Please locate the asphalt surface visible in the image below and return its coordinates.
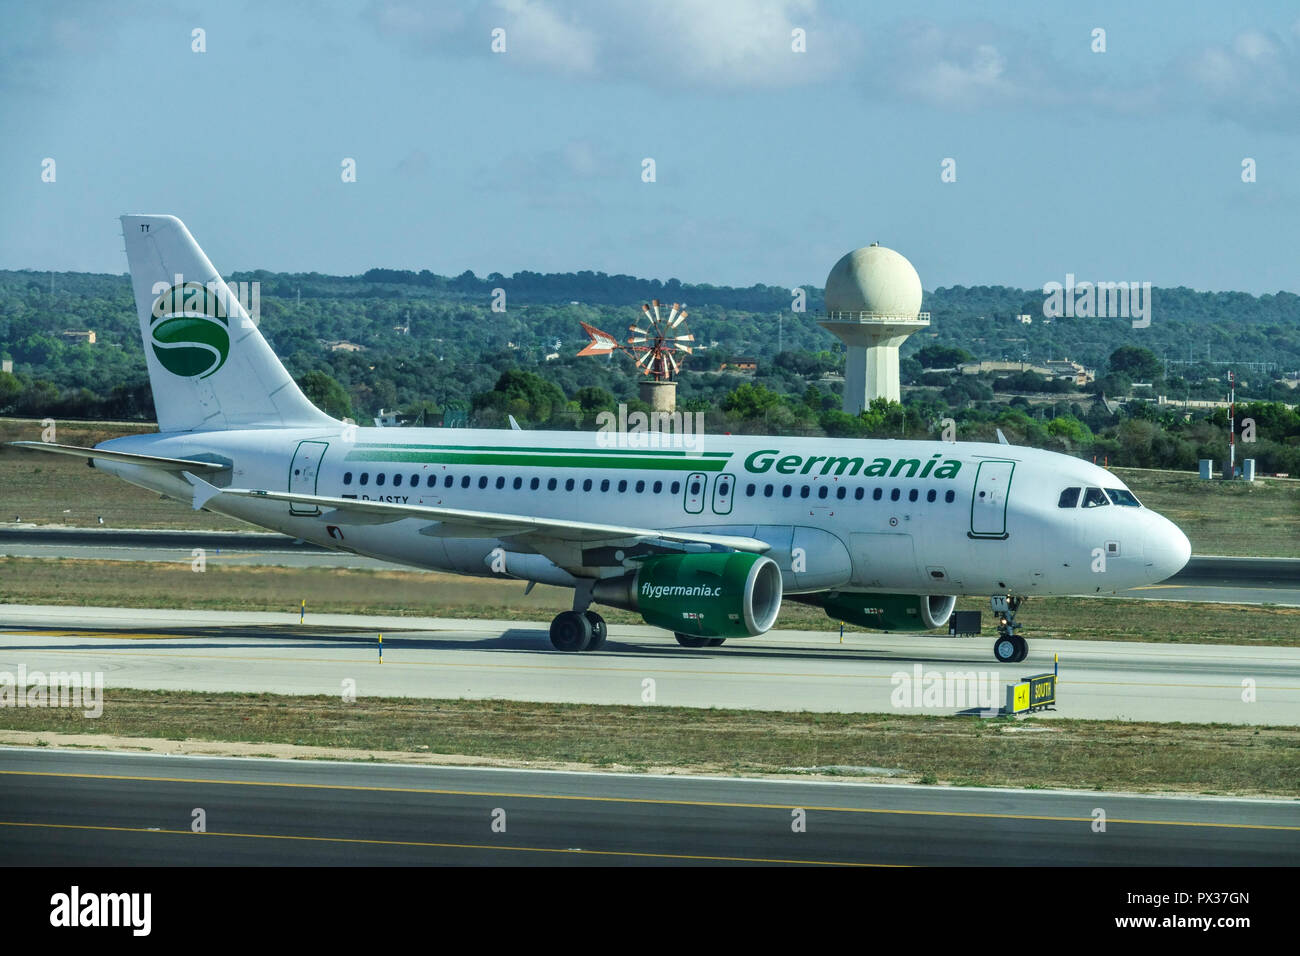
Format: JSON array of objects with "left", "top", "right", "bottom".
[
  {"left": 2, "top": 604, "right": 1298, "bottom": 723},
  {"left": 3, "top": 528, "right": 1297, "bottom": 605},
  {"left": 0, "top": 748, "right": 1294, "bottom": 866}
]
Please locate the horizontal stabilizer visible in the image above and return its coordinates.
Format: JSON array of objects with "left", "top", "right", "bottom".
[{"left": 6, "top": 441, "right": 228, "bottom": 473}]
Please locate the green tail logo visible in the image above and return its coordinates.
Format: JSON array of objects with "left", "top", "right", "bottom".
[{"left": 149, "top": 281, "right": 230, "bottom": 378}]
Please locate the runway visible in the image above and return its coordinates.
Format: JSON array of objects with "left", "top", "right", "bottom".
[
  {"left": 3, "top": 528, "right": 1298, "bottom": 605},
  {"left": 0, "top": 747, "right": 1294, "bottom": 865},
  {"left": 2, "top": 604, "right": 1298, "bottom": 724}
]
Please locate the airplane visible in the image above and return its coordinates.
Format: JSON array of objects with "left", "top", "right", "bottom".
[{"left": 9, "top": 215, "right": 1192, "bottom": 664}]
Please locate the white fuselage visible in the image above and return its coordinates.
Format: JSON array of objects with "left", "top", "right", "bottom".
[{"left": 94, "top": 425, "right": 1191, "bottom": 599}]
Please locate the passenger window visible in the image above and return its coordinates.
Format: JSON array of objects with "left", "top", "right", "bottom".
[
  {"left": 945, "top": 490, "right": 955, "bottom": 503},
  {"left": 873, "top": 488, "right": 882, "bottom": 501},
  {"left": 716, "top": 480, "right": 727, "bottom": 496},
  {"left": 478, "top": 476, "right": 488, "bottom": 489},
  {"left": 1058, "top": 487, "right": 1081, "bottom": 508},
  {"left": 530, "top": 477, "right": 540, "bottom": 490},
  {"left": 1106, "top": 488, "right": 1142, "bottom": 507},
  {"left": 764, "top": 484, "right": 774, "bottom": 497},
  {"left": 547, "top": 478, "right": 557, "bottom": 491},
  {"left": 688, "top": 480, "right": 699, "bottom": 495},
  {"left": 513, "top": 477, "right": 522, "bottom": 489},
  {"left": 854, "top": 487, "right": 864, "bottom": 500},
  {"left": 926, "top": 489, "right": 936, "bottom": 503},
  {"left": 393, "top": 474, "right": 402, "bottom": 487},
  {"left": 836, "top": 487, "right": 846, "bottom": 500},
  {"left": 746, "top": 483, "right": 756, "bottom": 496},
  {"left": 582, "top": 479, "right": 593, "bottom": 492},
  {"left": 426, "top": 475, "right": 436, "bottom": 488},
  {"left": 652, "top": 481, "right": 662, "bottom": 494},
  {"left": 818, "top": 486, "right": 829, "bottom": 499},
  {"left": 343, "top": 472, "right": 352, "bottom": 485},
  {"left": 908, "top": 489, "right": 918, "bottom": 502},
  {"left": 799, "top": 486, "right": 810, "bottom": 498},
  {"left": 670, "top": 481, "right": 680, "bottom": 494},
  {"left": 618, "top": 480, "right": 628, "bottom": 493},
  {"left": 782, "top": 485, "right": 792, "bottom": 498},
  {"left": 461, "top": 476, "right": 470, "bottom": 488},
  {"left": 600, "top": 479, "right": 610, "bottom": 492},
  {"left": 359, "top": 472, "right": 369, "bottom": 486},
  {"left": 635, "top": 480, "right": 645, "bottom": 493},
  {"left": 376, "top": 473, "right": 386, "bottom": 487},
  {"left": 565, "top": 478, "right": 575, "bottom": 491},
  {"left": 444, "top": 475, "right": 453, "bottom": 488},
  {"left": 1082, "top": 487, "right": 1109, "bottom": 508},
  {"left": 890, "top": 488, "right": 900, "bottom": 501},
  {"left": 495, "top": 476, "right": 505, "bottom": 489}
]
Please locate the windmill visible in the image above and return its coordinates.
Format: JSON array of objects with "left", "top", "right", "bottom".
[{"left": 576, "top": 300, "right": 694, "bottom": 382}]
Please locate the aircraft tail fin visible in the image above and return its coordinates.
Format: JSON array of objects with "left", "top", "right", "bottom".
[{"left": 120, "top": 214, "right": 336, "bottom": 433}]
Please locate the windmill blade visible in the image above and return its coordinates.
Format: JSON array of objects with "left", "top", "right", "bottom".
[
  {"left": 575, "top": 320, "right": 622, "bottom": 357},
  {"left": 665, "top": 352, "right": 680, "bottom": 375},
  {"left": 672, "top": 343, "right": 694, "bottom": 354},
  {"left": 651, "top": 299, "right": 662, "bottom": 327},
  {"left": 669, "top": 306, "right": 689, "bottom": 329}
]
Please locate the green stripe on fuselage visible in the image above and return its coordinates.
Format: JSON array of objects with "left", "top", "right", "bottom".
[
  {"left": 344, "top": 449, "right": 729, "bottom": 472},
  {"left": 352, "top": 442, "right": 730, "bottom": 458}
]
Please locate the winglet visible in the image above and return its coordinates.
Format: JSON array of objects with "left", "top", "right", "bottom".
[
  {"left": 996, "top": 428, "right": 1010, "bottom": 445},
  {"left": 183, "top": 471, "right": 224, "bottom": 511}
]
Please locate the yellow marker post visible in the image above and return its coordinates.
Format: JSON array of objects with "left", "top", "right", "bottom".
[
  {"left": 299, "top": 599, "right": 305, "bottom": 625},
  {"left": 378, "top": 633, "right": 383, "bottom": 663}
]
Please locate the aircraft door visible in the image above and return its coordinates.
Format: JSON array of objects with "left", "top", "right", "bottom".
[
  {"left": 289, "top": 440, "right": 329, "bottom": 515},
  {"left": 683, "top": 472, "right": 707, "bottom": 514},
  {"left": 969, "top": 459, "right": 1015, "bottom": 538}
]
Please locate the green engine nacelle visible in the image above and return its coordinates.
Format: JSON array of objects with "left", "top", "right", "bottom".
[
  {"left": 592, "top": 552, "right": 783, "bottom": 638},
  {"left": 817, "top": 592, "right": 957, "bottom": 631}
]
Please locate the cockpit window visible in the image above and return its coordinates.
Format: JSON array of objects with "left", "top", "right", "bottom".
[
  {"left": 1106, "top": 488, "right": 1141, "bottom": 507},
  {"left": 1057, "top": 487, "right": 1081, "bottom": 508},
  {"left": 1081, "top": 487, "right": 1110, "bottom": 508}
]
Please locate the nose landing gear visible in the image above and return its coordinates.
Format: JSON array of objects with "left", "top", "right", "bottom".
[{"left": 991, "top": 594, "right": 1028, "bottom": 663}]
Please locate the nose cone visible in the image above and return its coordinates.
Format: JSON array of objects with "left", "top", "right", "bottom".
[{"left": 1145, "top": 516, "right": 1191, "bottom": 583}]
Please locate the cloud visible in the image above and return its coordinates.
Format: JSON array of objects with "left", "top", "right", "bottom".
[
  {"left": 365, "top": 0, "right": 853, "bottom": 88},
  {"left": 1174, "top": 22, "right": 1300, "bottom": 130}
]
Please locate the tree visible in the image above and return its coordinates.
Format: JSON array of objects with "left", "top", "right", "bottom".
[
  {"left": 1108, "top": 346, "right": 1161, "bottom": 382},
  {"left": 916, "top": 344, "right": 973, "bottom": 368},
  {"left": 297, "top": 370, "right": 352, "bottom": 419}
]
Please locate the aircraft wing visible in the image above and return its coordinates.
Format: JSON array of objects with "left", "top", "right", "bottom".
[
  {"left": 192, "top": 479, "right": 770, "bottom": 554},
  {"left": 7, "top": 441, "right": 229, "bottom": 473}
]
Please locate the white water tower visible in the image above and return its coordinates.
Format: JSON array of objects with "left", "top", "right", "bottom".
[{"left": 819, "top": 243, "right": 929, "bottom": 411}]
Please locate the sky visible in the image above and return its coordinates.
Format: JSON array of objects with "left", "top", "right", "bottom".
[{"left": 2, "top": 0, "right": 1299, "bottom": 294}]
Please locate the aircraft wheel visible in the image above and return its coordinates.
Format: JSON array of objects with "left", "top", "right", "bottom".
[
  {"left": 705, "top": 638, "right": 726, "bottom": 647},
  {"left": 584, "top": 611, "right": 607, "bottom": 650},
  {"left": 675, "top": 633, "right": 710, "bottom": 648},
  {"left": 1011, "top": 635, "right": 1029, "bottom": 663},
  {"left": 993, "top": 635, "right": 1019, "bottom": 664},
  {"left": 550, "top": 611, "right": 592, "bottom": 652}
]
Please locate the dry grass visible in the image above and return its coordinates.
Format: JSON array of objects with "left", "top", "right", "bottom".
[{"left": 1, "top": 690, "right": 1296, "bottom": 796}]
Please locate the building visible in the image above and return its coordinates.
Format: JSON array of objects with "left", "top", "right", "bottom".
[
  {"left": 817, "top": 243, "right": 929, "bottom": 411},
  {"left": 719, "top": 357, "right": 758, "bottom": 373},
  {"left": 61, "top": 330, "right": 96, "bottom": 344},
  {"left": 958, "top": 358, "right": 1095, "bottom": 386}
]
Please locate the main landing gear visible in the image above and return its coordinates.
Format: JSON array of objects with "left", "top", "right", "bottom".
[
  {"left": 548, "top": 609, "right": 607, "bottom": 652},
  {"left": 991, "top": 594, "right": 1029, "bottom": 664}
]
